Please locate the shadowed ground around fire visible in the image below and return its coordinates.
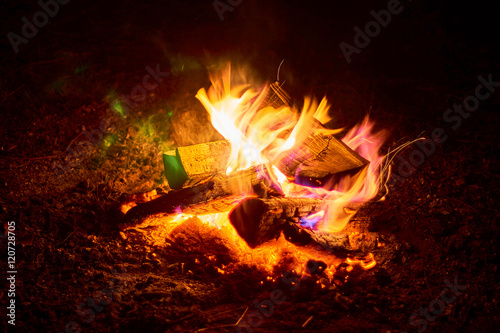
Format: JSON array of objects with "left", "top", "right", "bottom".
[{"left": 0, "top": 0, "right": 498, "bottom": 332}]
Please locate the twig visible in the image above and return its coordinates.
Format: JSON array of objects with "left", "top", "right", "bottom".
[
  {"left": 302, "top": 315, "right": 314, "bottom": 327},
  {"left": 7, "top": 57, "right": 70, "bottom": 76},
  {"left": 62, "top": 231, "right": 75, "bottom": 243},
  {"left": 1, "top": 84, "right": 25, "bottom": 101},
  {"left": 276, "top": 59, "right": 285, "bottom": 82},
  {"left": 453, "top": 199, "right": 478, "bottom": 212},
  {"left": 235, "top": 307, "right": 249, "bottom": 325}
]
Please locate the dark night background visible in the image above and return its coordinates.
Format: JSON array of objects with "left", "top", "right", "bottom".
[{"left": 0, "top": 0, "right": 498, "bottom": 332}]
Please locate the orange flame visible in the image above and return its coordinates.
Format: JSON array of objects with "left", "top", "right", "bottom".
[
  {"left": 297, "top": 117, "right": 387, "bottom": 232},
  {"left": 196, "top": 63, "right": 387, "bottom": 234},
  {"left": 196, "top": 65, "right": 298, "bottom": 174}
]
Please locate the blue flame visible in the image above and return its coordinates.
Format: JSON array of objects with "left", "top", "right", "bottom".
[{"left": 299, "top": 211, "right": 325, "bottom": 230}]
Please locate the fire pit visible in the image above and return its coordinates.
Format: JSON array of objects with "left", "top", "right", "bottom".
[
  {"left": 120, "top": 64, "right": 386, "bottom": 280},
  {"left": 3, "top": 2, "right": 497, "bottom": 331}
]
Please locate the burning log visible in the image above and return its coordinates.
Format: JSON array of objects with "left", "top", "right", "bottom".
[
  {"left": 275, "top": 118, "right": 369, "bottom": 188},
  {"left": 163, "top": 140, "right": 231, "bottom": 189},
  {"left": 229, "top": 196, "right": 378, "bottom": 255},
  {"left": 121, "top": 167, "right": 260, "bottom": 228},
  {"left": 163, "top": 82, "right": 292, "bottom": 190},
  {"left": 288, "top": 134, "right": 368, "bottom": 186},
  {"left": 283, "top": 223, "right": 378, "bottom": 256},
  {"left": 165, "top": 81, "right": 367, "bottom": 190},
  {"left": 164, "top": 130, "right": 368, "bottom": 190},
  {"left": 261, "top": 81, "right": 292, "bottom": 109},
  {"left": 228, "top": 196, "right": 324, "bottom": 248}
]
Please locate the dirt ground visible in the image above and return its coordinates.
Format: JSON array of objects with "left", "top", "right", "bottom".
[{"left": 0, "top": 0, "right": 498, "bottom": 332}]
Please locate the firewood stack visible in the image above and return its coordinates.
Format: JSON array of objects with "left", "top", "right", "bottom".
[{"left": 121, "top": 83, "right": 378, "bottom": 256}]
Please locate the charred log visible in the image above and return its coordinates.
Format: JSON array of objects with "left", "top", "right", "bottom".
[
  {"left": 228, "top": 196, "right": 325, "bottom": 248},
  {"left": 283, "top": 222, "right": 378, "bottom": 257},
  {"left": 122, "top": 167, "right": 261, "bottom": 228},
  {"left": 229, "top": 196, "right": 378, "bottom": 255}
]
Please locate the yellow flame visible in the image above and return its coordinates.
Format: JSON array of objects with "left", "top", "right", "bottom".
[
  {"left": 196, "top": 64, "right": 298, "bottom": 174},
  {"left": 195, "top": 63, "right": 386, "bottom": 233}
]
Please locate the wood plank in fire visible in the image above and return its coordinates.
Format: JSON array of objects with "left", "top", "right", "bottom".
[
  {"left": 163, "top": 140, "right": 232, "bottom": 189},
  {"left": 274, "top": 118, "right": 369, "bottom": 187},
  {"left": 121, "top": 166, "right": 261, "bottom": 229}
]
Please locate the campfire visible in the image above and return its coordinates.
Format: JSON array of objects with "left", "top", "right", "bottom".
[
  {"left": 4, "top": 0, "right": 495, "bottom": 329},
  {"left": 120, "top": 63, "right": 388, "bottom": 280}
]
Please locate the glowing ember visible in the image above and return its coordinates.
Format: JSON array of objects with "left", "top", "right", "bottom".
[
  {"left": 145, "top": 209, "right": 347, "bottom": 277},
  {"left": 346, "top": 253, "right": 377, "bottom": 270}
]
